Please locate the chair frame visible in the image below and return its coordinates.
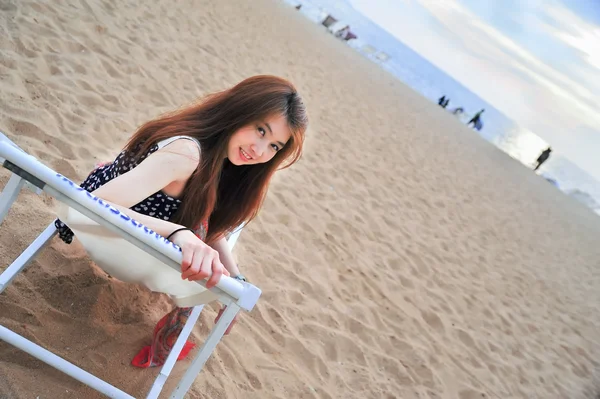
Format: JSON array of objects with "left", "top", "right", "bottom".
[{"left": 0, "top": 133, "right": 257, "bottom": 399}]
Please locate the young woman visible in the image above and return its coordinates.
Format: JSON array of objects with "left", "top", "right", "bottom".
[{"left": 55, "top": 75, "right": 308, "bottom": 367}]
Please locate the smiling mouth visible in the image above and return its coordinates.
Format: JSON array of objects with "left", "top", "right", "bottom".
[{"left": 240, "top": 148, "right": 253, "bottom": 161}]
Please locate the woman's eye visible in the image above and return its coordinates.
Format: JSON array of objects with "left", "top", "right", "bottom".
[
  {"left": 271, "top": 144, "right": 280, "bottom": 152},
  {"left": 258, "top": 127, "right": 266, "bottom": 136}
]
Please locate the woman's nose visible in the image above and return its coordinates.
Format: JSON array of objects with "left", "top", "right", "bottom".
[{"left": 251, "top": 143, "right": 265, "bottom": 158}]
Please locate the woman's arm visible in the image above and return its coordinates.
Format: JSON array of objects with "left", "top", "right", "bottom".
[
  {"left": 86, "top": 140, "right": 228, "bottom": 287},
  {"left": 211, "top": 236, "right": 243, "bottom": 335},
  {"left": 210, "top": 237, "right": 242, "bottom": 277},
  {"left": 104, "top": 202, "right": 242, "bottom": 281},
  {"left": 90, "top": 140, "right": 199, "bottom": 237}
]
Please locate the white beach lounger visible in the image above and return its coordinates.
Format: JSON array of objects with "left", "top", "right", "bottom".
[{"left": 0, "top": 132, "right": 260, "bottom": 399}]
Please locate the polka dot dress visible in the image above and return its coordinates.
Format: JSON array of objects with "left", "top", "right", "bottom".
[{"left": 55, "top": 139, "right": 207, "bottom": 243}]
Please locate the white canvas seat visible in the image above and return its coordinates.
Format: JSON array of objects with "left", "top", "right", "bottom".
[
  {"left": 58, "top": 206, "right": 220, "bottom": 307},
  {"left": 0, "top": 132, "right": 260, "bottom": 399}
]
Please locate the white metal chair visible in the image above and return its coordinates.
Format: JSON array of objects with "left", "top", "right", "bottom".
[{"left": 0, "top": 132, "right": 259, "bottom": 399}]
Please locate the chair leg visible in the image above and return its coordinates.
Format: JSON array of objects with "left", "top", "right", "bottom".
[
  {"left": 0, "top": 174, "right": 25, "bottom": 225},
  {"left": 0, "top": 223, "right": 57, "bottom": 293},
  {"left": 169, "top": 303, "right": 241, "bottom": 399},
  {"left": 145, "top": 305, "right": 204, "bottom": 399},
  {"left": 0, "top": 325, "right": 136, "bottom": 399}
]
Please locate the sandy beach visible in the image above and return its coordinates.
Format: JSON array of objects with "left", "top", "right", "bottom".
[{"left": 2, "top": 0, "right": 600, "bottom": 398}]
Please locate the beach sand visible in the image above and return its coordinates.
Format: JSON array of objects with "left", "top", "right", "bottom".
[{"left": 2, "top": 0, "right": 600, "bottom": 398}]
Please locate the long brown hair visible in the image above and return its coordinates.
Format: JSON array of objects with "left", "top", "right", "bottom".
[{"left": 125, "top": 75, "right": 308, "bottom": 244}]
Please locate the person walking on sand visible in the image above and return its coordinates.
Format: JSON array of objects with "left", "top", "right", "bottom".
[
  {"left": 467, "top": 108, "right": 484, "bottom": 127},
  {"left": 534, "top": 147, "right": 552, "bottom": 171}
]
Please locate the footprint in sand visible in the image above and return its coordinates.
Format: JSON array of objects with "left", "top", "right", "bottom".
[
  {"left": 420, "top": 309, "right": 445, "bottom": 334},
  {"left": 458, "top": 389, "right": 488, "bottom": 399},
  {"left": 6, "top": 117, "right": 76, "bottom": 159}
]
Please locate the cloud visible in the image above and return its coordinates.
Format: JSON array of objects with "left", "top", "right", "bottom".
[
  {"left": 540, "top": 3, "right": 600, "bottom": 70},
  {"left": 413, "top": 1, "right": 599, "bottom": 122},
  {"left": 352, "top": 0, "right": 598, "bottom": 117}
]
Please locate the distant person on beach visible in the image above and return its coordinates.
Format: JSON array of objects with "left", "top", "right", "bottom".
[
  {"left": 343, "top": 30, "right": 357, "bottom": 41},
  {"left": 467, "top": 109, "right": 484, "bottom": 127},
  {"left": 438, "top": 96, "right": 449, "bottom": 108},
  {"left": 335, "top": 25, "right": 350, "bottom": 40},
  {"left": 534, "top": 147, "right": 552, "bottom": 171},
  {"left": 452, "top": 107, "right": 464, "bottom": 115}
]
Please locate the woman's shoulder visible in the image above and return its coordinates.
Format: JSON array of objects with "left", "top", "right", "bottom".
[
  {"left": 153, "top": 137, "right": 201, "bottom": 179},
  {"left": 156, "top": 136, "right": 201, "bottom": 152}
]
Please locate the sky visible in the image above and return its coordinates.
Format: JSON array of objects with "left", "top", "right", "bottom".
[{"left": 347, "top": 0, "right": 600, "bottom": 181}]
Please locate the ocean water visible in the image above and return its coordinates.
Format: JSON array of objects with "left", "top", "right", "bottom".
[{"left": 284, "top": 0, "right": 600, "bottom": 214}]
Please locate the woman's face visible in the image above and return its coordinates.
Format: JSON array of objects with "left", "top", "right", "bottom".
[{"left": 227, "top": 114, "right": 292, "bottom": 166}]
